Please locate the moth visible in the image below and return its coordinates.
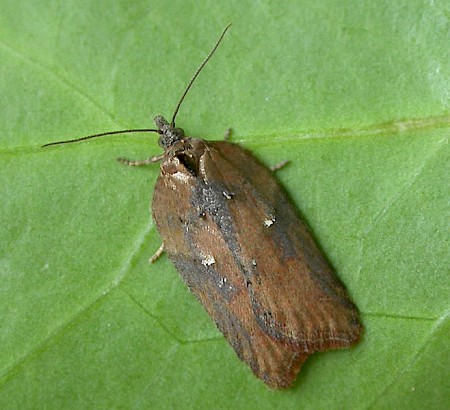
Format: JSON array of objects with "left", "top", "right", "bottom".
[{"left": 44, "top": 24, "right": 362, "bottom": 388}]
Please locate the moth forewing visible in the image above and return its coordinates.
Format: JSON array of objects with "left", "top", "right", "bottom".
[{"left": 151, "top": 138, "right": 362, "bottom": 388}]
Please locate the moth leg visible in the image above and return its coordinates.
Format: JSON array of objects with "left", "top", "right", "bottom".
[
  {"left": 149, "top": 243, "right": 165, "bottom": 263},
  {"left": 270, "top": 160, "right": 289, "bottom": 172},
  {"left": 223, "top": 127, "right": 232, "bottom": 141},
  {"left": 117, "top": 154, "right": 164, "bottom": 166}
]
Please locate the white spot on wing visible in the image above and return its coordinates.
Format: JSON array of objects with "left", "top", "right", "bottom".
[
  {"left": 201, "top": 255, "right": 215, "bottom": 266},
  {"left": 264, "top": 215, "right": 276, "bottom": 227},
  {"left": 173, "top": 171, "right": 190, "bottom": 183},
  {"left": 199, "top": 154, "right": 206, "bottom": 175},
  {"left": 222, "top": 190, "right": 233, "bottom": 199},
  {"left": 219, "top": 277, "right": 227, "bottom": 288}
]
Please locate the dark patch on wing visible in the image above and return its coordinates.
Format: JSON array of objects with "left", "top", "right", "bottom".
[
  {"left": 190, "top": 179, "right": 243, "bottom": 259},
  {"left": 171, "top": 254, "right": 236, "bottom": 302}
]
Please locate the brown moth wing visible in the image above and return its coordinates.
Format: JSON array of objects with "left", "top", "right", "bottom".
[
  {"left": 152, "top": 137, "right": 361, "bottom": 387},
  {"left": 207, "top": 141, "right": 362, "bottom": 351},
  {"left": 152, "top": 138, "right": 309, "bottom": 387}
]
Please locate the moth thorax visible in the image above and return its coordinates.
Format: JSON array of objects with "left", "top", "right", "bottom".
[{"left": 154, "top": 115, "right": 185, "bottom": 149}]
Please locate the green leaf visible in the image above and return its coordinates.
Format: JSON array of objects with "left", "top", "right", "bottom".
[{"left": 1, "top": 1, "right": 448, "bottom": 409}]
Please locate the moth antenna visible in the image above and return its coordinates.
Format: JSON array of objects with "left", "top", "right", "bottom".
[
  {"left": 170, "top": 23, "right": 232, "bottom": 127},
  {"left": 43, "top": 24, "right": 231, "bottom": 148},
  {"left": 42, "top": 128, "right": 159, "bottom": 148}
]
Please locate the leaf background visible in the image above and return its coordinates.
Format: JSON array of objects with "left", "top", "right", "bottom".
[{"left": 0, "top": 0, "right": 449, "bottom": 409}]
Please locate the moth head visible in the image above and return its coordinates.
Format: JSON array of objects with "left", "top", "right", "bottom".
[{"left": 154, "top": 115, "right": 185, "bottom": 149}]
